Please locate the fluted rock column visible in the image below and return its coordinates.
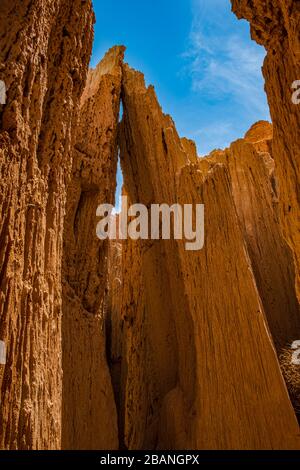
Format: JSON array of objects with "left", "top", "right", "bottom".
[
  {"left": 62, "top": 46, "right": 124, "bottom": 450},
  {"left": 0, "top": 0, "right": 94, "bottom": 449},
  {"left": 231, "top": 0, "right": 300, "bottom": 299},
  {"left": 118, "top": 64, "right": 300, "bottom": 449}
]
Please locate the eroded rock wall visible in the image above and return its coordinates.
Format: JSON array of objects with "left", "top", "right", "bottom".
[
  {"left": 228, "top": 124, "right": 300, "bottom": 352},
  {"left": 0, "top": 0, "right": 94, "bottom": 449},
  {"left": 62, "top": 46, "right": 124, "bottom": 450},
  {"left": 0, "top": 0, "right": 299, "bottom": 451},
  {"left": 200, "top": 120, "right": 300, "bottom": 419},
  {"left": 119, "top": 66, "right": 194, "bottom": 449},
  {"left": 118, "top": 65, "right": 300, "bottom": 449},
  {"left": 231, "top": 0, "right": 300, "bottom": 298},
  {"left": 175, "top": 162, "right": 299, "bottom": 449},
  {"left": 202, "top": 122, "right": 300, "bottom": 354}
]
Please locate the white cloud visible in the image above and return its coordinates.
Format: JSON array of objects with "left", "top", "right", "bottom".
[{"left": 183, "top": 0, "right": 269, "bottom": 117}]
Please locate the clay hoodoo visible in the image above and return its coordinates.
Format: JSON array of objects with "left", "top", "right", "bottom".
[
  {"left": 201, "top": 121, "right": 300, "bottom": 355},
  {"left": 115, "top": 64, "right": 300, "bottom": 449},
  {"left": 0, "top": 0, "right": 94, "bottom": 449},
  {"left": 226, "top": 123, "right": 300, "bottom": 355},
  {"left": 199, "top": 121, "right": 300, "bottom": 418},
  {"left": 231, "top": 0, "right": 300, "bottom": 300},
  {"left": 62, "top": 46, "right": 124, "bottom": 450}
]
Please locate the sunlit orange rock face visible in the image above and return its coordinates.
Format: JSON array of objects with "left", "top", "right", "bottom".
[
  {"left": 0, "top": 0, "right": 299, "bottom": 452},
  {"left": 0, "top": 0, "right": 94, "bottom": 449},
  {"left": 202, "top": 121, "right": 300, "bottom": 354},
  {"left": 231, "top": 0, "right": 300, "bottom": 300},
  {"left": 115, "top": 66, "right": 300, "bottom": 450},
  {"left": 200, "top": 121, "right": 300, "bottom": 419}
]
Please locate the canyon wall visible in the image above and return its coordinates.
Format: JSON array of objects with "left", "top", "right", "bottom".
[
  {"left": 0, "top": 0, "right": 299, "bottom": 451},
  {"left": 62, "top": 46, "right": 123, "bottom": 450},
  {"left": 117, "top": 65, "right": 300, "bottom": 449},
  {"left": 0, "top": 0, "right": 94, "bottom": 449},
  {"left": 202, "top": 121, "right": 300, "bottom": 354},
  {"left": 199, "top": 121, "right": 300, "bottom": 417},
  {"left": 226, "top": 124, "right": 300, "bottom": 354},
  {"left": 231, "top": 0, "right": 300, "bottom": 299}
]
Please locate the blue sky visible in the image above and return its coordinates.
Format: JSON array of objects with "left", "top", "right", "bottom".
[{"left": 91, "top": 0, "right": 270, "bottom": 208}]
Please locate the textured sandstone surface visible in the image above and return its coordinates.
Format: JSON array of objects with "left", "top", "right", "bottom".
[
  {"left": 106, "top": 229, "right": 124, "bottom": 441},
  {"left": 119, "top": 66, "right": 192, "bottom": 449},
  {"left": 231, "top": 0, "right": 300, "bottom": 299},
  {"left": 118, "top": 65, "right": 300, "bottom": 449},
  {"left": 0, "top": 0, "right": 299, "bottom": 452},
  {"left": 62, "top": 46, "right": 124, "bottom": 450},
  {"left": 227, "top": 125, "right": 300, "bottom": 353},
  {"left": 201, "top": 121, "right": 300, "bottom": 418},
  {"left": 175, "top": 163, "right": 299, "bottom": 449},
  {"left": 203, "top": 121, "right": 300, "bottom": 353},
  {"left": 0, "top": 0, "right": 94, "bottom": 449}
]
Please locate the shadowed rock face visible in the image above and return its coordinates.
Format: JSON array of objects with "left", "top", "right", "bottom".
[
  {"left": 0, "top": 0, "right": 94, "bottom": 449},
  {"left": 231, "top": 0, "right": 300, "bottom": 300},
  {"left": 62, "top": 46, "right": 124, "bottom": 450}
]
